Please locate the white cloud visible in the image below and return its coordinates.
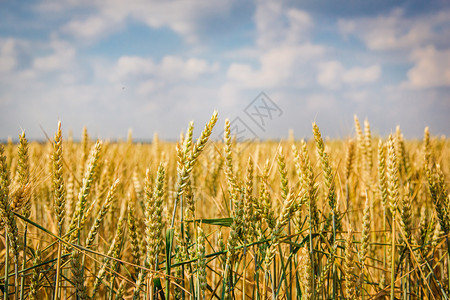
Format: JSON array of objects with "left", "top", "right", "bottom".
[
  {"left": 218, "top": 82, "right": 240, "bottom": 108},
  {"left": 338, "top": 9, "right": 450, "bottom": 51},
  {"left": 112, "top": 56, "right": 155, "bottom": 81},
  {"left": 53, "top": 0, "right": 237, "bottom": 43},
  {"left": 0, "top": 39, "right": 18, "bottom": 72},
  {"left": 317, "top": 61, "right": 381, "bottom": 89},
  {"left": 35, "top": 0, "right": 94, "bottom": 12},
  {"left": 307, "top": 93, "right": 337, "bottom": 111},
  {"left": 159, "top": 56, "right": 219, "bottom": 81},
  {"left": 61, "top": 16, "right": 120, "bottom": 40},
  {"left": 227, "top": 44, "right": 324, "bottom": 89},
  {"left": 225, "top": 1, "right": 322, "bottom": 91},
  {"left": 254, "top": 0, "right": 312, "bottom": 49},
  {"left": 317, "top": 61, "right": 344, "bottom": 89},
  {"left": 254, "top": 1, "right": 284, "bottom": 49},
  {"left": 338, "top": 8, "right": 450, "bottom": 91},
  {"left": 285, "top": 9, "right": 313, "bottom": 44},
  {"left": 32, "top": 39, "right": 76, "bottom": 72},
  {"left": 343, "top": 65, "right": 381, "bottom": 84},
  {"left": 131, "top": 0, "right": 236, "bottom": 43},
  {"left": 218, "top": 0, "right": 328, "bottom": 112},
  {"left": 110, "top": 55, "right": 219, "bottom": 94},
  {"left": 403, "top": 46, "right": 450, "bottom": 88},
  {"left": 136, "top": 80, "right": 164, "bottom": 96},
  {"left": 344, "top": 91, "right": 369, "bottom": 103}
]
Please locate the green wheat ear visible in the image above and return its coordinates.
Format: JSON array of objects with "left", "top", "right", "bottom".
[
  {"left": 29, "top": 246, "right": 42, "bottom": 300},
  {"left": 53, "top": 121, "right": 66, "bottom": 236},
  {"left": 359, "top": 191, "right": 371, "bottom": 297},
  {"left": 243, "top": 156, "right": 257, "bottom": 242},
  {"left": 344, "top": 227, "right": 356, "bottom": 300},
  {"left": 265, "top": 190, "right": 299, "bottom": 267},
  {"left": 378, "top": 139, "right": 388, "bottom": 210},
  {"left": 197, "top": 225, "right": 207, "bottom": 298}
]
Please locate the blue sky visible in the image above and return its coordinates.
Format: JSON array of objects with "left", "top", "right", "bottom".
[{"left": 1, "top": 0, "right": 449, "bottom": 141}]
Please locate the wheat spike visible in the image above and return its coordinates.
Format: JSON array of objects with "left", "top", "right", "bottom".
[
  {"left": 354, "top": 115, "right": 365, "bottom": 175},
  {"left": 92, "top": 217, "right": 126, "bottom": 298},
  {"left": 313, "top": 122, "right": 337, "bottom": 211},
  {"left": 145, "top": 164, "right": 165, "bottom": 270},
  {"left": 400, "top": 185, "right": 412, "bottom": 243},
  {"left": 386, "top": 135, "right": 399, "bottom": 215},
  {"left": 278, "top": 146, "right": 289, "bottom": 201},
  {"left": 28, "top": 247, "right": 42, "bottom": 300},
  {"left": 293, "top": 140, "right": 319, "bottom": 229},
  {"left": 172, "top": 111, "right": 218, "bottom": 227},
  {"left": 85, "top": 179, "right": 120, "bottom": 248},
  {"left": 243, "top": 157, "right": 257, "bottom": 242},
  {"left": 127, "top": 198, "right": 141, "bottom": 277},
  {"left": 53, "top": 121, "right": 66, "bottom": 235},
  {"left": 10, "top": 131, "right": 31, "bottom": 215},
  {"left": 345, "top": 139, "right": 355, "bottom": 182},
  {"left": 378, "top": 140, "right": 389, "bottom": 210},
  {"left": 299, "top": 247, "right": 312, "bottom": 300},
  {"left": 427, "top": 163, "right": 449, "bottom": 234},
  {"left": 67, "top": 140, "right": 102, "bottom": 242},
  {"left": 0, "top": 145, "right": 19, "bottom": 263},
  {"left": 265, "top": 191, "right": 299, "bottom": 267},
  {"left": 344, "top": 228, "right": 356, "bottom": 299},
  {"left": 363, "top": 119, "right": 373, "bottom": 181},
  {"left": 197, "top": 226, "right": 207, "bottom": 298}
]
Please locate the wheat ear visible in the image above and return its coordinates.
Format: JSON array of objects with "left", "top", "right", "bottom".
[
  {"left": 386, "top": 134, "right": 399, "bottom": 300},
  {"left": 53, "top": 121, "right": 66, "bottom": 236},
  {"left": 127, "top": 198, "right": 141, "bottom": 277},
  {"left": 0, "top": 145, "right": 19, "bottom": 263},
  {"left": 299, "top": 246, "right": 312, "bottom": 300},
  {"left": 344, "top": 227, "right": 356, "bottom": 299},
  {"left": 197, "top": 226, "right": 207, "bottom": 299},
  {"left": 67, "top": 140, "right": 102, "bottom": 243},
  {"left": 29, "top": 247, "right": 42, "bottom": 300},
  {"left": 92, "top": 217, "right": 125, "bottom": 298},
  {"left": 85, "top": 179, "right": 120, "bottom": 248},
  {"left": 52, "top": 121, "right": 66, "bottom": 300},
  {"left": 171, "top": 111, "right": 218, "bottom": 227},
  {"left": 145, "top": 164, "right": 165, "bottom": 270}
]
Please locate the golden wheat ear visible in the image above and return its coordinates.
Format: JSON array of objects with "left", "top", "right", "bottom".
[
  {"left": 0, "top": 145, "right": 20, "bottom": 263},
  {"left": 344, "top": 227, "right": 356, "bottom": 300},
  {"left": 299, "top": 246, "right": 312, "bottom": 300},
  {"left": 145, "top": 163, "right": 165, "bottom": 270}
]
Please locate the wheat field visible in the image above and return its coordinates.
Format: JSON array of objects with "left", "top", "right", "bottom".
[{"left": 0, "top": 112, "right": 449, "bottom": 299}]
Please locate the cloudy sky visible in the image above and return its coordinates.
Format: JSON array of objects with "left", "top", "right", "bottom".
[{"left": 1, "top": 0, "right": 450, "bottom": 141}]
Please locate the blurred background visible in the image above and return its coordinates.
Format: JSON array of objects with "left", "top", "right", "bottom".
[{"left": 1, "top": 0, "right": 449, "bottom": 141}]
